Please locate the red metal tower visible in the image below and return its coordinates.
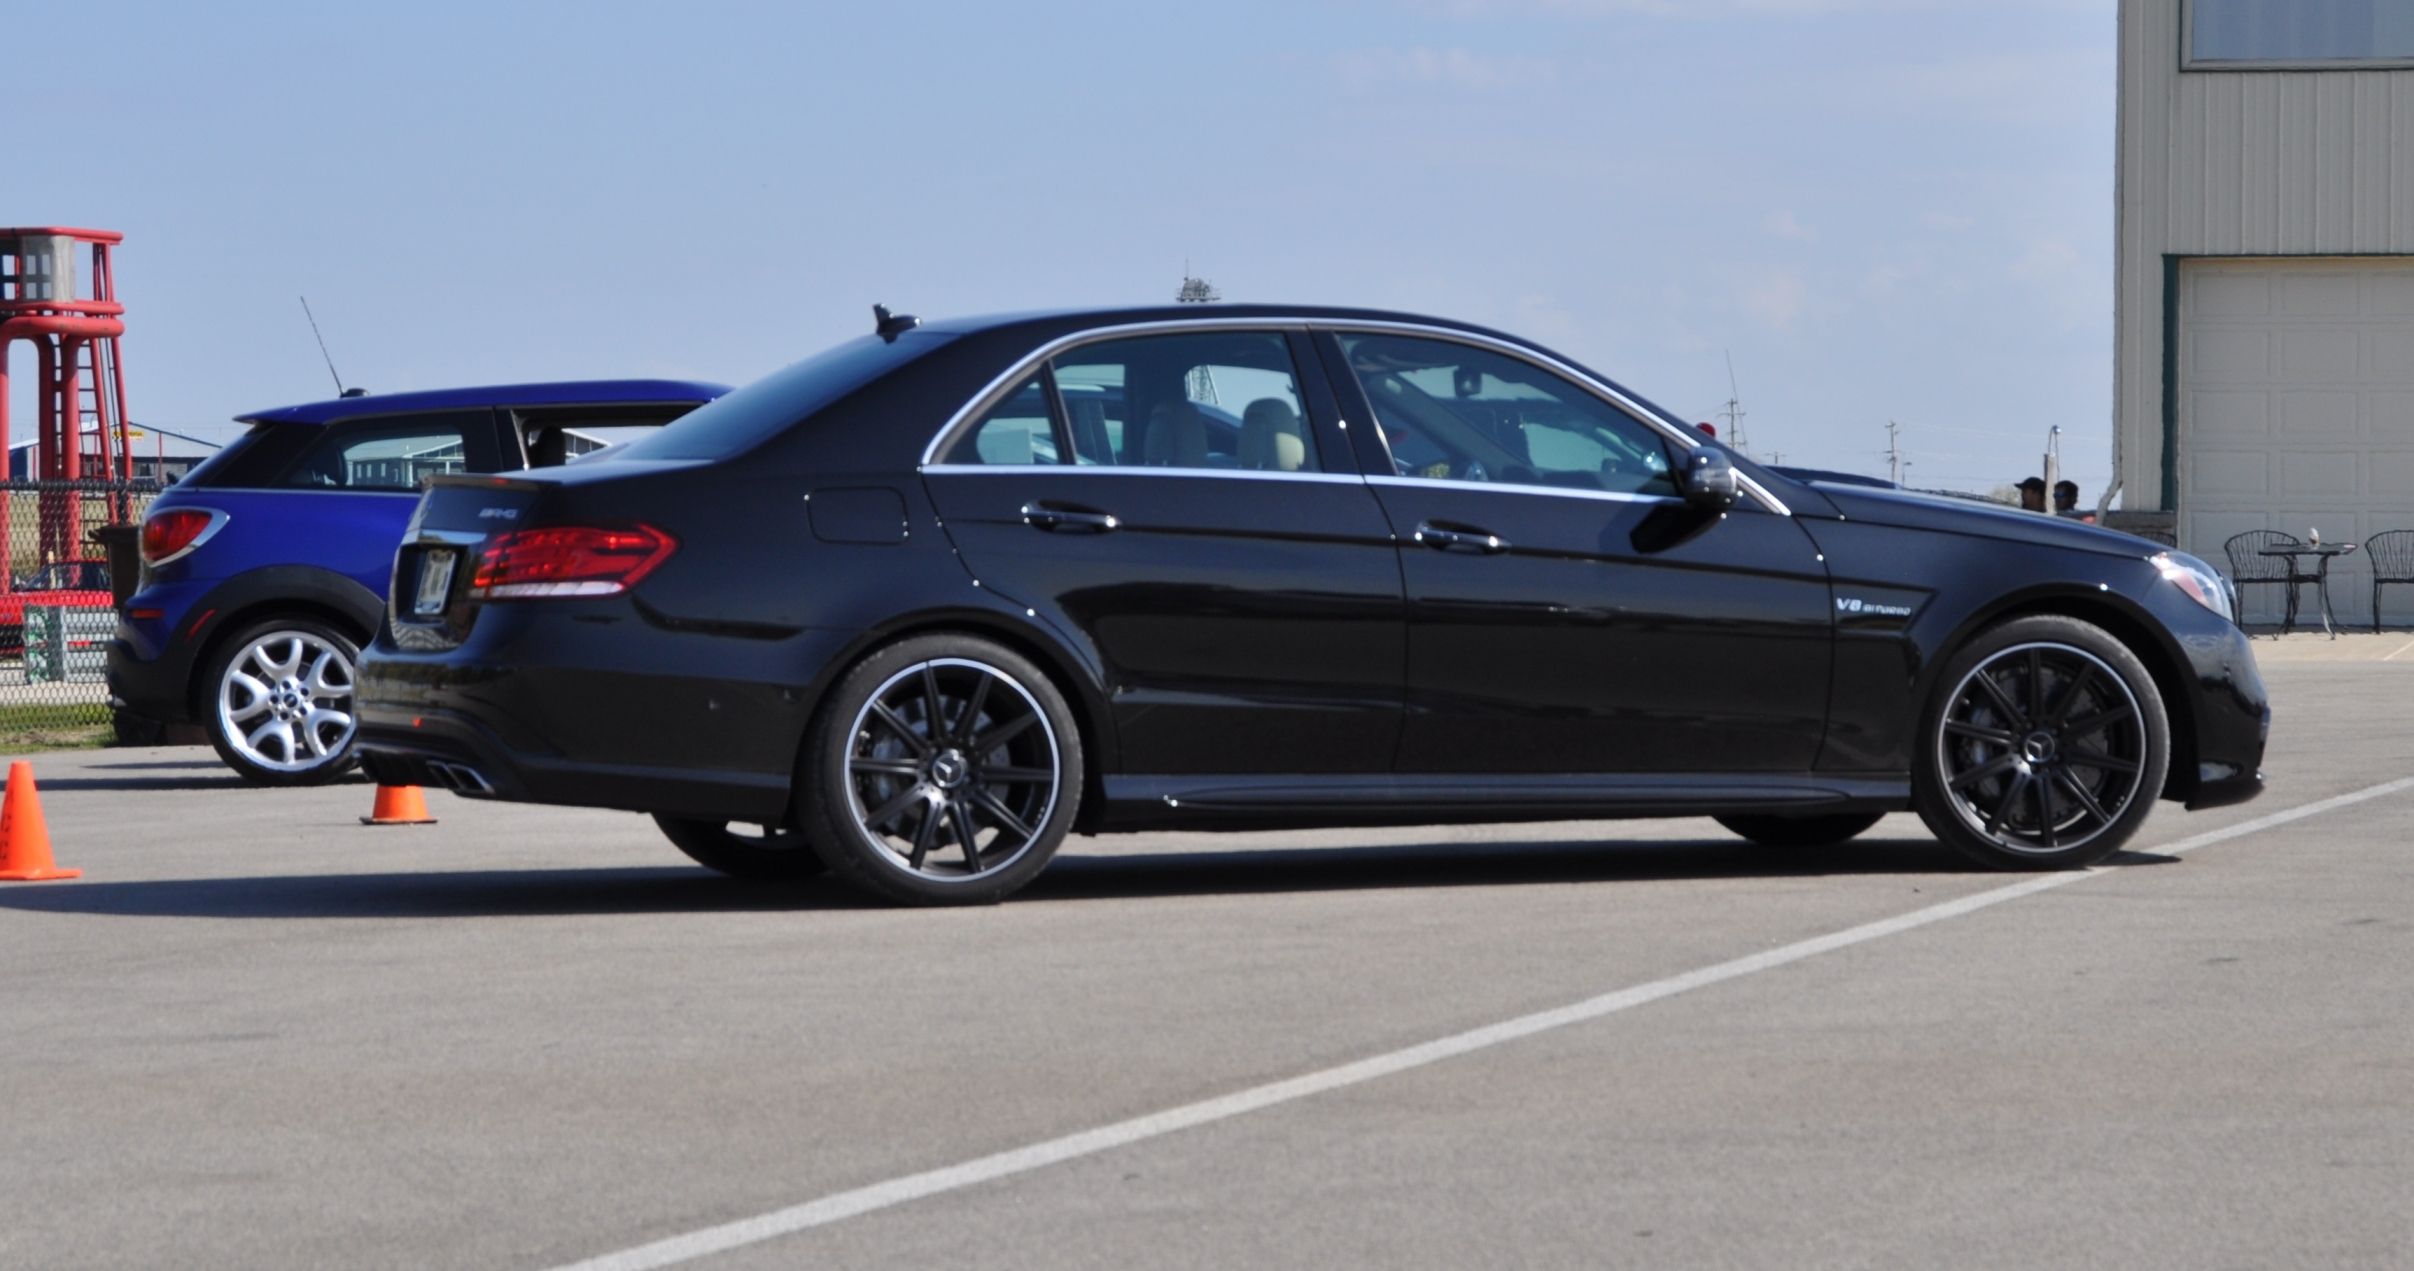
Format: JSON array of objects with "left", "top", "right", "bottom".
[{"left": 0, "top": 227, "right": 136, "bottom": 579}]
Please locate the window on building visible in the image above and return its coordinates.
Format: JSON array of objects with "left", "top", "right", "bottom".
[{"left": 2189, "top": 0, "right": 2414, "bottom": 67}]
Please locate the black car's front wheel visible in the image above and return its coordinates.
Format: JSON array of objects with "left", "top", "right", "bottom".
[
  {"left": 1913, "top": 615, "right": 2169, "bottom": 870},
  {"left": 800, "top": 634, "right": 1082, "bottom": 906}
]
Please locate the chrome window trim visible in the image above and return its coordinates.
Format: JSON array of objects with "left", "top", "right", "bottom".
[
  {"left": 916, "top": 315, "right": 1789, "bottom": 517},
  {"left": 1365, "top": 474, "right": 1679, "bottom": 507},
  {"left": 921, "top": 463, "right": 1369, "bottom": 486}
]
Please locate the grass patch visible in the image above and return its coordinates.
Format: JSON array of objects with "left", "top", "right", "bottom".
[{"left": 0, "top": 703, "right": 116, "bottom": 753}]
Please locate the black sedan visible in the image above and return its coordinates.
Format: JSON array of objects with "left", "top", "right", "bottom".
[{"left": 356, "top": 304, "right": 2268, "bottom": 905}]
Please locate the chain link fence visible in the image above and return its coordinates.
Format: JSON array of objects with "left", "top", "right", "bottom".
[{"left": 1, "top": 479, "right": 167, "bottom": 744}]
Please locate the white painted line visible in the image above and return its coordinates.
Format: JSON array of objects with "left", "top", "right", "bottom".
[
  {"left": 2383, "top": 637, "right": 2414, "bottom": 662},
  {"left": 551, "top": 777, "right": 2414, "bottom": 1271}
]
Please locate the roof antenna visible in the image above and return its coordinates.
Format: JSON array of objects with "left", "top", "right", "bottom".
[
  {"left": 873, "top": 303, "right": 919, "bottom": 342},
  {"left": 299, "top": 296, "right": 363, "bottom": 397}
]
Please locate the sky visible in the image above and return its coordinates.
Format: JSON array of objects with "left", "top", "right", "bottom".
[{"left": 6, "top": 0, "right": 2114, "bottom": 498}]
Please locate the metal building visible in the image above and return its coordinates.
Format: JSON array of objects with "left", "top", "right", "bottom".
[{"left": 2116, "top": 0, "right": 2414, "bottom": 623}]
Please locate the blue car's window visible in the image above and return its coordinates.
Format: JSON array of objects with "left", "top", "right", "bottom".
[
  {"left": 282, "top": 415, "right": 477, "bottom": 491},
  {"left": 617, "top": 333, "right": 946, "bottom": 462}
]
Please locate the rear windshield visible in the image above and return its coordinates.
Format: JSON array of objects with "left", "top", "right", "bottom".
[
  {"left": 614, "top": 332, "right": 951, "bottom": 462},
  {"left": 173, "top": 422, "right": 310, "bottom": 488}
]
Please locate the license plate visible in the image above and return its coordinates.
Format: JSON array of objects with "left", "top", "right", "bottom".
[{"left": 413, "top": 550, "right": 456, "bottom": 616}]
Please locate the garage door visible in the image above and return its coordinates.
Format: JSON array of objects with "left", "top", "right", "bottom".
[{"left": 2179, "top": 258, "right": 2414, "bottom": 627}]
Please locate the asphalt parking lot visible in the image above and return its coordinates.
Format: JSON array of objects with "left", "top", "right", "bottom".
[{"left": 4, "top": 634, "right": 2411, "bottom": 1270}]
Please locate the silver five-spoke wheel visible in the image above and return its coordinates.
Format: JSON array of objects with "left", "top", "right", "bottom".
[{"left": 204, "top": 618, "right": 362, "bottom": 786}]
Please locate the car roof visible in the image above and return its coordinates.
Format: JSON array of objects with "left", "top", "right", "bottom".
[
  {"left": 917, "top": 303, "right": 1506, "bottom": 339},
  {"left": 235, "top": 379, "right": 731, "bottom": 426}
]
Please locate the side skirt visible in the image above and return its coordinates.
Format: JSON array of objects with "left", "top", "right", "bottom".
[{"left": 1097, "top": 772, "right": 1912, "bottom": 833}]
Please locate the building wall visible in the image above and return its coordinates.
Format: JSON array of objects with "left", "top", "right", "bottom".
[{"left": 2116, "top": 0, "right": 2414, "bottom": 512}]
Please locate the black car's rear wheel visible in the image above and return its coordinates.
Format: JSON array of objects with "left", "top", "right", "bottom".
[
  {"left": 800, "top": 634, "right": 1082, "bottom": 906},
  {"left": 654, "top": 816, "right": 827, "bottom": 880},
  {"left": 1913, "top": 616, "right": 2169, "bottom": 870},
  {"left": 1715, "top": 812, "right": 1884, "bottom": 847}
]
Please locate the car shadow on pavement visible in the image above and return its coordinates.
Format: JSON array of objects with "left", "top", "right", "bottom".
[
  {"left": 33, "top": 773, "right": 264, "bottom": 792},
  {"left": 0, "top": 840, "right": 2180, "bottom": 920},
  {"left": 0, "top": 867, "right": 846, "bottom": 919},
  {"left": 1020, "top": 837, "right": 2152, "bottom": 903}
]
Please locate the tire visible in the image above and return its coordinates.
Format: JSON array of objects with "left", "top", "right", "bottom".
[
  {"left": 654, "top": 815, "right": 829, "bottom": 881},
  {"left": 1715, "top": 812, "right": 1884, "bottom": 847},
  {"left": 798, "top": 633, "right": 1083, "bottom": 906},
  {"left": 202, "top": 616, "right": 363, "bottom": 786},
  {"left": 1912, "top": 615, "right": 2170, "bottom": 870}
]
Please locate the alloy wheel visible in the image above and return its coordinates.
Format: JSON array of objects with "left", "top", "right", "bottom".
[
  {"left": 841, "top": 657, "right": 1061, "bottom": 883},
  {"left": 1934, "top": 642, "right": 2147, "bottom": 855},
  {"left": 217, "top": 630, "right": 357, "bottom": 773}
]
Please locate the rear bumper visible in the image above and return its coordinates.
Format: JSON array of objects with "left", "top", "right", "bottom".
[
  {"left": 355, "top": 608, "right": 839, "bottom": 822},
  {"left": 356, "top": 709, "right": 792, "bottom": 822},
  {"left": 106, "top": 594, "right": 208, "bottom": 723}
]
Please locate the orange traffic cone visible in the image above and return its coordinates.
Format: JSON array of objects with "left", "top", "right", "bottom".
[
  {"left": 361, "top": 784, "right": 436, "bottom": 826},
  {"left": 0, "top": 760, "right": 80, "bottom": 882}
]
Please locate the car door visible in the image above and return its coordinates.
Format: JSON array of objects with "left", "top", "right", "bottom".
[
  {"left": 1317, "top": 327, "right": 1833, "bottom": 774},
  {"left": 922, "top": 326, "right": 1405, "bottom": 775}
]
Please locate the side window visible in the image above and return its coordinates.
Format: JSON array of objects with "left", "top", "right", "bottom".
[
  {"left": 1338, "top": 334, "right": 1678, "bottom": 498},
  {"left": 945, "top": 374, "right": 1060, "bottom": 465},
  {"left": 277, "top": 414, "right": 478, "bottom": 491},
  {"left": 1050, "top": 331, "right": 1322, "bottom": 473},
  {"left": 514, "top": 403, "right": 701, "bottom": 468}
]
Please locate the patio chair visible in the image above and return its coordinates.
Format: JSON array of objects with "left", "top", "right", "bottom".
[
  {"left": 2222, "top": 529, "right": 2313, "bottom": 632},
  {"left": 2365, "top": 530, "right": 2414, "bottom": 632}
]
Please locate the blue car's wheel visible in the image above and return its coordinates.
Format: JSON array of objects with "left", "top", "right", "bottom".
[{"left": 204, "top": 616, "right": 362, "bottom": 786}]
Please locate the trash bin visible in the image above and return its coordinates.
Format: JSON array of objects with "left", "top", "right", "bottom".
[{"left": 88, "top": 522, "right": 142, "bottom": 607}]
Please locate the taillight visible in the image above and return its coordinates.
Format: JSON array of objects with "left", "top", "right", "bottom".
[
  {"left": 469, "top": 524, "right": 676, "bottom": 600},
  {"left": 140, "top": 507, "right": 227, "bottom": 566}
]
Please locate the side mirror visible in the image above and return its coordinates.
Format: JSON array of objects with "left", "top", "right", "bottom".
[{"left": 1678, "top": 447, "right": 1740, "bottom": 511}]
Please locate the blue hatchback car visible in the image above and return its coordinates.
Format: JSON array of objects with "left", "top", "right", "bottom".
[{"left": 108, "top": 380, "right": 728, "bottom": 784}]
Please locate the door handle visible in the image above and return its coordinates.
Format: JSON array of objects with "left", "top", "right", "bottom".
[
  {"left": 1414, "top": 521, "right": 1508, "bottom": 554},
  {"left": 1022, "top": 503, "right": 1120, "bottom": 533}
]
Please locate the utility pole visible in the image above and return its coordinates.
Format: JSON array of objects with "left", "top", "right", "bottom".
[
  {"left": 1720, "top": 351, "right": 1749, "bottom": 455},
  {"left": 1886, "top": 420, "right": 1903, "bottom": 486},
  {"left": 2043, "top": 424, "right": 2062, "bottom": 494}
]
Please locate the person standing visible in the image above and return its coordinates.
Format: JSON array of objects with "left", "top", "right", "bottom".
[
  {"left": 2017, "top": 476, "right": 2047, "bottom": 512},
  {"left": 2052, "top": 480, "right": 2097, "bottom": 523}
]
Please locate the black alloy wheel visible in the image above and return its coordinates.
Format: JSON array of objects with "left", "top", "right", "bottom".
[
  {"left": 800, "top": 634, "right": 1082, "bottom": 906},
  {"left": 1913, "top": 615, "right": 2169, "bottom": 870},
  {"left": 654, "top": 816, "right": 828, "bottom": 880},
  {"left": 1715, "top": 812, "right": 1885, "bottom": 848}
]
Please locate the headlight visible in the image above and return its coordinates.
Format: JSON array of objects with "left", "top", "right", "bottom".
[{"left": 2153, "top": 551, "right": 2235, "bottom": 623}]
